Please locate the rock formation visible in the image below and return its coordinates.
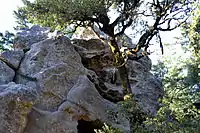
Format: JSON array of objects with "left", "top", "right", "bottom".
[{"left": 0, "top": 26, "right": 163, "bottom": 133}]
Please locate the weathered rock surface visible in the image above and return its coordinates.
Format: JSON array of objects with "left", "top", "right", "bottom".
[
  {"left": 16, "top": 36, "right": 86, "bottom": 111},
  {"left": 0, "top": 82, "right": 38, "bottom": 133},
  {"left": 14, "top": 25, "right": 51, "bottom": 48},
  {"left": 72, "top": 39, "right": 113, "bottom": 72},
  {"left": 1, "top": 50, "right": 24, "bottom": 69},
  {"left": 14, "top": 25, "right": 63, "bottom": 50},
  {"left": 24, "top": 109, "right": 77, "bottom": 133},
  {"left": 127, "top": 59, "right": 163, "bottom": 115},
  {"left": 59, "top": 75, "right": 130, "bottom": 132},
  {"left": 0, "top": 61, "right": 15, "bottom": 85}
]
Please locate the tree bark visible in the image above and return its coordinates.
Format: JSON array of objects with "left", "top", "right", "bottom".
[
  {"left": 108, "top": 38, "right": 132, "bottom": 96},
  {"left": 118, "top": 65, "right": 132, "bottom": 94}
]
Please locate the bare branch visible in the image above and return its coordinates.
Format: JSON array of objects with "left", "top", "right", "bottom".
[
  {"left": 157, "top": 33, "right": 164, "bottom": 54},
  {"left": 157, "top": 17, "right": 188, "bottom": 31},
  {"left": 114, "top": 19, "right": 133, "bottom": 37}
]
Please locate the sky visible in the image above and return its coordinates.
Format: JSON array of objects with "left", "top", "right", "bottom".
[{"left": 0, "top": 0, "right": 24, "bottom": 32}]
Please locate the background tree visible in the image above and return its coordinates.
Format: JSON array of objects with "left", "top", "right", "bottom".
[
  {"left": 15, "top": 0, "right": 194, "bottom": 98},
  {"left": 0, "top": 31, "right": 15, "bottom": 52},
  {"left": 146, "top": 4, "right": 200, "bottom": 132}
]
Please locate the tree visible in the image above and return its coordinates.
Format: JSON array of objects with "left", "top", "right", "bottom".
[
  {"left": 0, "top": 31, "right": 15, "bottom": 52},
  {"left": 15, "top": 0, "right": 194, "bottom": 98},
  {"left": 146, "top": 5, "right": 200, "bottom": 132}
]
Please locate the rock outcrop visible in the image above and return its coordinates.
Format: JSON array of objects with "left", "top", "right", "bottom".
[
  {"left": 0, "top": 26, "right": 163, "bottom": 133},
  {"left": 72, "top": 28, "right": 163, "bottom": 116}
]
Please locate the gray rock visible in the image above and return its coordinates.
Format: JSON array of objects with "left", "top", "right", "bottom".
[
  {"left": 1, "top": 50, "right": 24, "bottom": 69},
  {"left": 127, "top": 57, "right": 152, "bottom": 76},
  {"left": 126, "top": 59, "right": 162, "bottom": 116},
  {"left": 72, "top": 26, "right": 109, "bottom": 40},
  {"left": 72, "top": 39, "right": 110, "bottom": 58},
  {"left": 59, "top": 75, "right": 130, "bottom": 132},
  {"left": 14, "top": 25, "right": 51, "bottom": 48},
  {"left": 130, "top": 72, "right": 163, "bottom": 116},
  {"left": 24, "top": 109, "right": 77, "bottom": 133},
  {"left": 116, "top": 33, "right": 135, "bottom": 48},
  {"left": 0, "top": 61, "right": 15, "bottom": 85},
  {"left": 0, "top": 83, "right": 38, "bottom": 133},
  {"left": 72, "top": 39, "right": 114, "bottom": 73},
  {"left": 16, "top": 35, "right": 129, "bottom": 132},
  {"left": 16, "top": 36, "right": 86, "bottom": 111}
]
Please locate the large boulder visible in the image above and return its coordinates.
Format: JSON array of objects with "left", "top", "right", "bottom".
[
  {"left": 0, "top": 82, "right": 38, "bottom": 133},
  {"left": 14, "top": 25, "right": 62, "bottom": 50},
  {"left": 16, "top": 36, "right": 86, "bottom": 110},
  {"left": 126, "top": 59, "right": 163, "bottom": 116},
  {"left": 72, "top": 39, "right": 114, "bottom": 73}
]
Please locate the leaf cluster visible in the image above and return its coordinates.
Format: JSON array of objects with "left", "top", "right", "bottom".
[
  {"left": 0, "top": 31, "right": 15, "bottom": 51},
  {"left": 94, "top": 123, "right": 124, "bottom": 133}
]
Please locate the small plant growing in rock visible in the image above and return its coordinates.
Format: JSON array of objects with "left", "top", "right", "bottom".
[{"left": 94, "top": 123, "right": 124, "bottom": 133}]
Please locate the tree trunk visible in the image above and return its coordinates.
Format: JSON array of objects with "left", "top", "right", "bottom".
[
  {"left": 108, "top": 38, "right": 132, "bottom": 96},
  {"left": 118, "top": 65, "right": 132, "bottom": 94}
]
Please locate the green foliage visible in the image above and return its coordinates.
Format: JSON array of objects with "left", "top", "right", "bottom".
[
  {"left": 143, "top": 6, "right": 200, "bottom": 132},
  {"left": 94, "top": 123, "right": 124, "bottom": 133},
  {"left": 13, "top": 8, "right": 30, "bottom": 30},
  {"left": 188, "top": 5, "right": 200, "bottom": 55},
  {"left": 118, "top": 99, "right": 146, "bottom": 133},
  {"left": 99, "top": 99, "right": 147, "bottom": 133},
  {"left": 148, "top": 52, "right": 200, "bottom": 132},
  {"left": 182, "top": 4, "right": 200, "bottom": 55},
  {"left": 146, "top": 12, "right": 200, "bottom": 132},
  {"left": 0, "top": 31, "right": 15, "bottom": 52},
  {"left": 16, "top": 0, "right": 113, "bottom": 30},
  {"left": 142, "top": 58, "right": 200, "bottom": 132}
]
